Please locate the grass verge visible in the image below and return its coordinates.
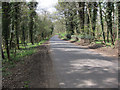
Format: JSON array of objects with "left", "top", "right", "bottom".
[{"left": 2, "top": 38, "right": 50, "bottom": 76}]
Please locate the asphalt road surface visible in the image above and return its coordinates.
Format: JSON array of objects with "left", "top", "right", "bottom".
[{"left": 49, "top": 35, "right": 118, "bottom": 88}]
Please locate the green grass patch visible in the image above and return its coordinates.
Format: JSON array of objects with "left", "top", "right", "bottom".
[
  {"left": 95, "top": 39, "right": 114, "bottom": 47},
  {"left": 20, "top": 39, "right": 49, "bottom": 49},
  {"left": 95, "top": 41, "right": 102, "bottom": 44},
  {"left": 3, "top": 48, "right": 36, "bottom": 63},
  {"left": 59, "top": 32, "right": 67, "bottom": 39},
  {"left": 3, "top": 39, "right": 50, "bottom": 71}
]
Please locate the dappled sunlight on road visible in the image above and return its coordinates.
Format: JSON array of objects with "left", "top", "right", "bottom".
[
  {"left": 50, "top": 35, "right": 118, "bottom": 88},
  {"left": 76, "top": 79, "right": 97, "bottom": 87}
]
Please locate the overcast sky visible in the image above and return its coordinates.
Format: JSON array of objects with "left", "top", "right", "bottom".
[{"left": 26, "top": 0, "right": 58, "bottom": 14}]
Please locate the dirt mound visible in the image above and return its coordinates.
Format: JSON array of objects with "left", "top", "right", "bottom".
[
  {"left": 88, "top": 44, "right": 104, "bottom": 49},
  {"left": 73, "top": 41, "right": 118, "bottom": 58}
]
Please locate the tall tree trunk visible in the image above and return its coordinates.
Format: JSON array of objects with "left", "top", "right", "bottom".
[
  {"left": 107, "top": 28, "right": 110, "bottom": 42},
  {"left": 28, "top": 2, "right": 38, "bottom": 45},
  {"left": 117, "top": 2, "right": 120, "bottom": 54},
  {"left": 86, "top": 7, "right": 90, "bottom": 34},
  {"left": 10, "top": 32, "right": 14, "bottom": 49},
  {"left": 2, "top": 48, "right": 5, "bottom": 59},
  {"left": 99, "top": 2, "right": 106, "bottom": 43},
  {"left": 69, "top": 12, "right": 74, "bottom": 35},
  {"left": 15, "top": 22, "right": 20, "bottom": 49},
  {"left": 87, "top": 3, "right": 93, "bottom": 36},
  {"left": 78, "top": 2, "right": 85, "bottom": 34},
  {"left": 74, "top": 9, "right": 79, "bottom": 34},
  {"left": 92, "top": 2, "right": 98, "bottom": 38},
  {"left": 105, "top": 14, "right": 110, "bottom": 42},
  {"left": 22, "top": 23, "right": 26, "bottom": 45},
  {"left": 29, "top": 17, "right": 34, "bottom": 44},
  {"left": 107, "top": 2, "right": 114, "bottom": 45},
  {"left": 10, "top": 21, "right": 14, "bottom": 49},
  {"left": 14, "top": 3, "right": 20, "bottom": 49},
  {"left": 112, "top": 3, "right": 115, "bottom": 42},
  {"left": 2, "top": 2, "right": 11, "bottom": 60}
]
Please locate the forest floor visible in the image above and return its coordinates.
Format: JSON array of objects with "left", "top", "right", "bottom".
[
  {"left": 2, "top": 41, "right": 59, "bottom": 88},
  {"left": 69, "top": 40, "right": 118, "bottom": 59}
]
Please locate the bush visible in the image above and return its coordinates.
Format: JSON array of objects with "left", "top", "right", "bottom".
[
  {"left": 77, "top": 35, "right": 94, "bottom": 40},
  {"left": 66, "top": 34, "right": 71, "bottom": 39},
  {"left": 71, "top": 35, "right": 79, "bottom": 41}
]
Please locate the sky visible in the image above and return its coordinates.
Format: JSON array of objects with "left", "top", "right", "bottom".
[{"left": 26, "top": 0, "right": 58, "bottom": 14}]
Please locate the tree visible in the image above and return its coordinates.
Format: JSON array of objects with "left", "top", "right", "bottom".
[
  {"left": 106, "top": 2, "right": 114, "bottom": 45},
  {"left": 1, "top": 1, "right": 53, "bottom": 60},
  {"left": 86, "top": 2, "right": 93, "bottom": 36},
  {"left": 99, "top": 2, "right": 106, "bottom": 43},
  {"left": 2, "top": 2, "right": 11, "bottom": 60},
  {"left": 92, "top": 2, "right": 98, "bottom": 38},
  {"left": 14, "top": 2, "right": 22, "bottom": 49},
  {"left": 28, "top": 1, "right": 38, "bottom": 44},
  {"left": 78, "top": 2, "right": 85, "bottom": 34},
  {"left": 1, "top": 48, "right": 5, "bottom": 59},
  {"left": 117, "top": 2, "right": 120, "bottom": 47}
]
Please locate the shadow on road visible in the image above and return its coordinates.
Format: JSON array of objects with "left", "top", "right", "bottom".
[{"left": 50, "top": 35, "right": 118, "bottom": 88}]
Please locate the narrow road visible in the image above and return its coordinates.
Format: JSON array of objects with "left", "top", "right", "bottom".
[{"left": 50, "top": 35, "right": 118, "bottom": 88}]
